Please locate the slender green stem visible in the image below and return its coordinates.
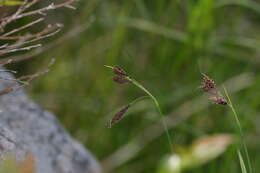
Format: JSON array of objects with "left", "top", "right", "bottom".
[
  {"left": 129, "top": 96, "right": 150, "bottom": 106},
  {"left": 104, "top": 65, "right": 114, "bottom": 69},
  {"left": 238, "top": 149, "right": 248, "bottom": 173},
  {"left": 223, "top": 86, "right": 252, "bottom": 173},
  {"left": 129, "top": 78, "right": 173, "bottom": 153}
]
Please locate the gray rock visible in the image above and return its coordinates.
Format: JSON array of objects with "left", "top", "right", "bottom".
[{"left": 0, "top": 70, "right": 101, "bottom": 173}]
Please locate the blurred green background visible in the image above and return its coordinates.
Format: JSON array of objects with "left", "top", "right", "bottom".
[{"left": 12, "top": 0, "right": 260, "bottom": 172}]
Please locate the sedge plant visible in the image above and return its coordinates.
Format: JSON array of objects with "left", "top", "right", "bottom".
[
  {"left": 199, "top": 73, "right": 252, "bottom": 173},
  {"left": 104, "top": 65, "right": 173, "bottom": 153}
]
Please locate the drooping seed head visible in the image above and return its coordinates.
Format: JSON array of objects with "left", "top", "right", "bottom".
[
  {"left": 113, "top": 66, "right": 128, "bottom": 76},
  {"left": 112, "top": 76, "right": 131, "bottom": 84},
  {"left": 209, "top": 96, "right": 227, "bottom": 105},
  {"left": 108, "top": 105, "right": 130, "bottom": 128},
  {"left": 199, "top": 74, "right": 217, "bottom": 94}
]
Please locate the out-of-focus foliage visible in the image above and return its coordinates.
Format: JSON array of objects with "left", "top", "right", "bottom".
[
  {"left": 0, "top": 155, "right": 35, "bottom": 173},
  {"left": 0, "top": 0, "right": 23, "bottom": 6},
  {"left": 10, "top": 0, "right": 260, "bottom": 172},
  {"left": 157, "top": 134, "right": 234, "bottom": 173}
]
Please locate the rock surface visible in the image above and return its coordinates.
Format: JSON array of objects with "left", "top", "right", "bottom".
[{"left": 0, "top": 70, "right": 101, "bottom": 173}]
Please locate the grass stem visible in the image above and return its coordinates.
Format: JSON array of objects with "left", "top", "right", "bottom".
[
  {"left": 130, "top": 78, "right": 173, "bottom": 153},
  {"left": 223, "top": 86, "right": 252, "bottom": 173}
]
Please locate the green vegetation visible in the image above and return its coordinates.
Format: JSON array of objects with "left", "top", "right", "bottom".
[
  {"left": 0, "top": 0, "right": 24, "bottom": 6},
  {"left": 15, "top": 0, "right": 260, "bottom": 172}
]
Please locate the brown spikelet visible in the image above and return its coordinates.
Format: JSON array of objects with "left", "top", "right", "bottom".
[
  {"left": 112, "top": 76, "right": 131, "bottom": 84},
  {"left": 113, "top": 66, "right": 128, "bottom": 76},
  {"left": 209, "top": 96, "right": 227, "bottom": 105},
  {"left": 109, "top": 105, "right": 130, "bottom": 128},
  {"left": 199, "top": 73, "right": 217, "bottom": 94}
]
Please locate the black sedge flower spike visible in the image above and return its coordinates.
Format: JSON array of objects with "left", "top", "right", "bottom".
[
  {"left": 113, "top": 66, "right": 128, "bottom": 76},
  {"left": 104, "top": 65, "right": 133, "bottom": 127},
  {"left": 112, "top": 76, "right": 131, "bottom": 84},
  {"left": 209, "top": 96, "right": 227, "bottom": 105},
  {"left": 199, "top": 73, "right": 227, "bottom": 106},
  {"left": 199, "top": 73, "right": 217, "bottom": 94},
  {"left": 108, "top": 105, "right": 130, "bottom": 128},
  {"left": 105, "top": 65, "right": 131, "bottom": 85}
]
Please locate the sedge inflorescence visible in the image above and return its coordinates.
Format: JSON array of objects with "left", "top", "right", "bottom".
[
  {"left": 106, "top": 66, "right": 133, "bottom": 127},
  {"left": 199, "top": 73, "right": 227, "bottom": 105},
  {"left": 112, "top": 66, "right": 131, "bottom": 84}
]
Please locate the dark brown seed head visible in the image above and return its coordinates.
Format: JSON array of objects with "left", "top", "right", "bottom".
[
  {"left": 108, "top": 105, "right": 130, "bottom": 128},
  {"left": 199, "top": 74, "right": 217, "bottom": 94},
  {"left": 112, "top": 76, "right": 131, "bottom": 84},
  {"left": 209, "top": 96, "right": 227, "bottom": 105},
  {"left": 113, "top": 66, "right": 128, "bottom": 76}
]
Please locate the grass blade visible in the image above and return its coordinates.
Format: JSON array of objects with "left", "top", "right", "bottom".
[{"left": 238, "top": 149, "right": 248, "bottom": 173}]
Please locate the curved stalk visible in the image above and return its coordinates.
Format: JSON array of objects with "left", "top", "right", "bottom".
[
  {"left": 223, "top": 86, "right": 252, "bottom": 173},
  {"left": 129, "top": 78, "right": 173, "bottom": 152}
]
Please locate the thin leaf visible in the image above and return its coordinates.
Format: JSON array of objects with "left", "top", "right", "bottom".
[{"left": 238, "top": 150, "right": 248, "bottom": 173}]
